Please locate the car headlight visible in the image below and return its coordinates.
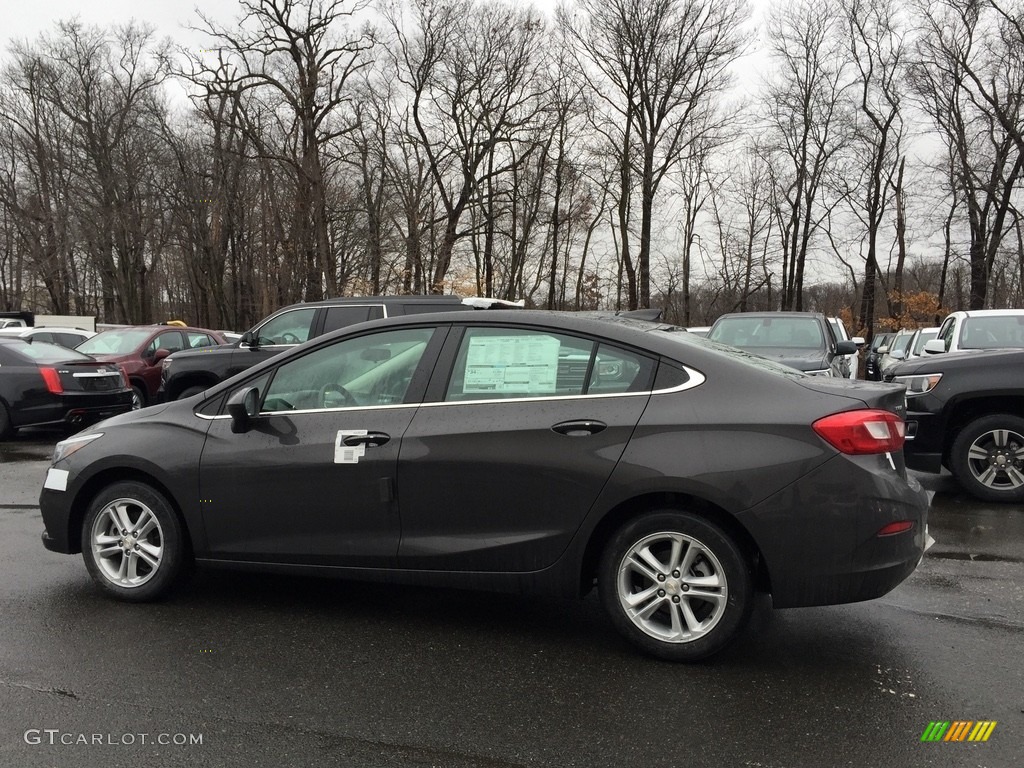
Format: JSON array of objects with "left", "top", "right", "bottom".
[
  {"left": 894, "top": 373, "right": 942, "bottom": 396},
  {"left": 53, "top": 433, "right": 103, "bottom": 463}
]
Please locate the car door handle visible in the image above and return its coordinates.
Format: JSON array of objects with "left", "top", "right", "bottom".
[
  {"left": 342, "top": 431, "right": 391, "bottom": 447},
  {"left": 551, "top": 420, "right": 607, "bottom": 437}
]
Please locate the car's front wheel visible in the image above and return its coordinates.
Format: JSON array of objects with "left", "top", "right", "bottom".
[
  {"left": 950, "top": 414, "right": 1024, "bottom": 503},
  {"left": 81, "top": 481, "right": 189, "bottom": 601},
  {"left": 599, "top": 511, "right": 753, "bottom": 661}
]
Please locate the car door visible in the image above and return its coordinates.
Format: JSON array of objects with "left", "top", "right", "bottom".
[
  {"left": 198, "top": 325, "right": 444, "bottom": 566},
  {"left": 397, "top": 324, "right": 655, "bottom": 572}
]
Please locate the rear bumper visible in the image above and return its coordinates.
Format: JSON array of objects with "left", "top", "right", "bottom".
[{"left": 740, "top": 453, "right": 930, "bottom": 609}]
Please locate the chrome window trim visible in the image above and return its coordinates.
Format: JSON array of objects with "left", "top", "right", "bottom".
[{"left": 195, "top": 366, "right": 705, "bottom": 420}]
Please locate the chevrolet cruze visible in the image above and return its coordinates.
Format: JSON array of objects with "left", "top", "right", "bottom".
[{"left": 39, "top": 312, "right": 928, "bottom": 660}]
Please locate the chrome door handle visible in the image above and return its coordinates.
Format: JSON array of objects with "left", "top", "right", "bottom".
[{"left": 551, "top": 420, "right": 607, "bottom": 437}]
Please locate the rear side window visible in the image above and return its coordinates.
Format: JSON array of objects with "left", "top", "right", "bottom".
[
  {"left": 322, "top": 305, "right": 385, "bottom": 334},
  {"left": 444, "top": 328, "right": 654, "bottom": 401}
]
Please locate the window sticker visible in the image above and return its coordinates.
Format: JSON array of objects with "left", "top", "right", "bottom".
[
  {"left": 334, "top": 430, "right": 367, "bottom": 464},
  {"left": 463, "top": 335, "right": 560, "bottom": 394}
]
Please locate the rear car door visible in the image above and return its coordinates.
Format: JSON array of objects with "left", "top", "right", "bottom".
[
  {"left": 197, "top": 325, "right": 444, "bottom": 565},
  {"left": 397, "top": 324, "right": 655, "bottom": 572}
]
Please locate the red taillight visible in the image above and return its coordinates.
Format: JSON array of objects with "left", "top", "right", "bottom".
[
  {"left": 877, "top": 521, "right": 914, "bottom": 536},
  {"left": 40, "top": 367, "right": 63, "bottom": 394},
  {"left": 813, "top": 409, "right": 905, "bottom": 455}
]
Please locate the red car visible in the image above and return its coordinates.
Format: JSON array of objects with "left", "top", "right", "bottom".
[{"left": 76, "top": 326, "right": 226, "bottom": 409}]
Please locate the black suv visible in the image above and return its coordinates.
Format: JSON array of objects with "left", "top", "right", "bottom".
[
  {"left": 160, "top": 296, "right": 489, "bottom": 401},
  {"left": 706, "top": 311, "right": 857, "bottom": 378},
  {"left": 887, "top": 349, "right": 1024, "bottom": 503}
]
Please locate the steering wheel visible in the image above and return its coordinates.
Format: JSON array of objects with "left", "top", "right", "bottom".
[
  {"left": 320, "top": 383, "right": 358, "bottom": 409},
  {"left": 280, "top": 332, "right": 300, "bottom": 345}
]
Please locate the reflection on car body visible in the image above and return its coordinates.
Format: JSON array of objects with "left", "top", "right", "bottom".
[{"left": 40, "top": 312, "right": 927, "bottom": 661}]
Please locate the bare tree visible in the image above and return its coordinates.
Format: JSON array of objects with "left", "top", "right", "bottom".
[
  {"left": 562, "top": 0, "right": 748, "bottom": 309},
  {"left": 192, "top": 0, "right": 374, "bottom": 302},
  {"left": 911, "top": 0, "right": 1024, "bottom": 309},
  {"left": 763, "top": 0, "right": 852, "bottom": 311}
]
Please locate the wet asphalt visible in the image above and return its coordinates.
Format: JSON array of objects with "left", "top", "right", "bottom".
[{"left": 0, "top": 429, "right": 1021, "bottom": 768}]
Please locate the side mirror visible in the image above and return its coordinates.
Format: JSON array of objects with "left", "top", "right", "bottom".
[
  {"left": 240, "top": 330, "right": 257, "bottom": 348},
  {"left": 152, "top": 348, "right": 172, "bottom": 365},
  {"left": 227, "top": 386, "right": 260, "bottom": 434},
  {"left": 878, "top": 346, "right": 889, "bottom": 355},
  {"left": 924, "top": 339, "right": 946, "bottom": 355},
  {"left": 890, "top": 349, "right": 906, "bottom": 361},
  {"left": 835, "top": 340, "right": 858, "bottom": 355},
  {"left": 852, "top": 336, "right": 866, "bottom": 346}
]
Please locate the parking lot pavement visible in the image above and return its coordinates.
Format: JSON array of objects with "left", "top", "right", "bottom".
[{"left": 1, "top": 433, "right": 1021, "bottom": 767}]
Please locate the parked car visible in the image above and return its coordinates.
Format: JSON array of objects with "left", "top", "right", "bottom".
[
  {"left": 925, "top": 309, "right": 1024, "bottom": 355},
  {"left": 865, "top": 332, "right": 895, "bottom": 381},
  {"left": 878, "top": 330, "right": 915, "bottom": 380},
  {"left": 0, "top": 326, "right": 95, "bottom": 348},
  {"left": 75, "top": 325, "right": 227, "bottom": 409},
  {"left": 0, "top": 338, "right": 131, "bottom": 438},
  {"left": 888, "top": 348, "right": 1024, "bottom": 502},
  {"left": 158, "top": 295, "right": 499, "bottom": 402},
  {"left": 706, "top": 312, "right": 857, "bottom": 377},
  {"left": 40, "top": 311, "right": 927, "bottom": 661},
  {"left": 828, "top": 318, "right": 865, "bottom": 379},
  {"left": 685, "top": 326, "right": 711, "bottom": 337}
]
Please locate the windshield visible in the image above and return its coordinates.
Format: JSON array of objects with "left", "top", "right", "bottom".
[
  {"left": 958, "top": 315, "right": 1024, "bottom": 350},
  {"left": 5, "top": 340, "right": 92, "bottom": 363},
  {"left": 77, "top": 328, "right": 152, "bottom": 355},
  {"left": 708, "top": 316, "right": 825, "bottom": 351}
]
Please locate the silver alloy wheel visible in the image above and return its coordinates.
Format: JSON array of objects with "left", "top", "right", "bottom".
[
  {"left": 616, "top": 531, "right": 728, "bottom": 643},
  {"left": 90, "top": 497, "right": 164, "bottom": 587},
  {"left": 130, "top": 388, "right": 144, "bottom": 410},
  {"left": 965, "top": 428, "right": 1024, "bottom": 490}
]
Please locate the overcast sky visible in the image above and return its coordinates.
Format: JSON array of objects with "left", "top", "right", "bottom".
[{"left": 3, "top": 0, "right": 772, "bottom": 95}]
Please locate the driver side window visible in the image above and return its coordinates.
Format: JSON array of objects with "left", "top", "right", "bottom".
[
  {"left": 261, "top": 328, "right": 435, "bottom": 412},
  {"left": 255, "top": 308, "right": 317, "bottom": 346}
]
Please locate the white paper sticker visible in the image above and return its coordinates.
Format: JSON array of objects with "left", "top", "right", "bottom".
[
  {"left": 43, "top": 468, "right": 69, "bottom": 492},
  {"left": 335, "top": 430, "right": 367, "bottom": 464},
  {"left": 463, "top": 335, "right": 560, "bottom": 394}
]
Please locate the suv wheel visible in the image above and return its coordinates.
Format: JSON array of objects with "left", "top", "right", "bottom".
[
  {"left": 950, "top": 414, "right": 1024, "bottom": 503},
  {"left": 599, "top": 510, "right": 753, "bottom": 661}
]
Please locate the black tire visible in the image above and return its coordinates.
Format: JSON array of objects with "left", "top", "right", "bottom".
[
  {"left": 0, "top": 401, "right": 14, "bottom": 440},
  {"left": 599, "top": 510, "right": 753, "bottom": 661},
  {"left": 131, "top": 385, "right": 146, "bottom": 410},
  {"left": 949, "top": 414, "right": 1024, "bottom": 503},
  {"left": 81, "top": 481, "right": 190, "bottom": 601},
  {"left": 177, "top": 385, "right": 206, "bottom": 399}
]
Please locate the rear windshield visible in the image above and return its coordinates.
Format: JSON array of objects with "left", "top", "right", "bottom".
[
  {"left": 77, "top": 328, "right": 152, "bottom": 355},
  {"left": 3, "top": 340, "right": 92, "bottom": 363}
]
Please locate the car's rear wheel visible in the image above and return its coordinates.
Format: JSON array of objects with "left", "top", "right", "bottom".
[
  {"left": 950, "top": 414, "right": 1024, "bottom": 503},
  {"left": 81, "top": 481, "right": 189, "bottom": 601},
  {"left": 599, "top": 511, "right": 753, "bottom": 661}
]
